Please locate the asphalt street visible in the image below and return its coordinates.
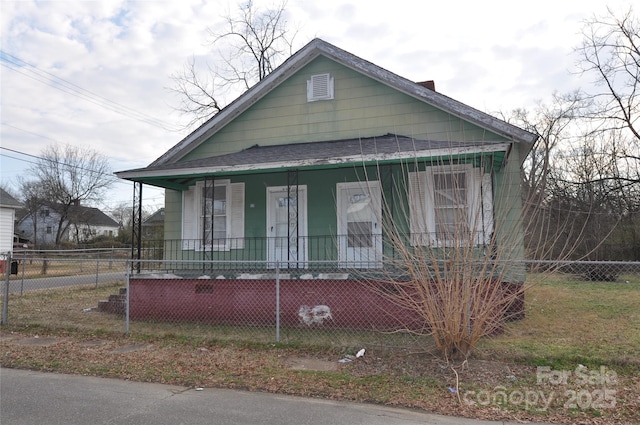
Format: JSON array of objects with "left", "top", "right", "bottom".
[
  {"left": 5, "top": 270, "right": 125, "bottom": 293},
  {"left": 0, "top": 368, "right": 552, "bottom": 425}
]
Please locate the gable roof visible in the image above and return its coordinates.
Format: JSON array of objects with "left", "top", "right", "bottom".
[
  {"left": 0, "top": 188, "right": 21, "bottom": 209},
  {"left": 67, "top": 205, "right": 119, "bottom": 228},
  {"left": 17, "top": 204, "right": 119, "bottom": 228},
  {"left": 143, "top": 208, "right": 164, "bottom": 227},
  {"left": 146, "top": 38, "right": 537, "bottom": 169}
]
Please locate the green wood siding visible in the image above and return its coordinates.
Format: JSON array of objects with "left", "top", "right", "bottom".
[
  {"left": 159, "top": 54, "right": 527, "bottom": 267},
  {"left": 492, "top": 143, "right": 527, "bottom": 281},
  {"left": 179, "top": 57, "right": 509, "bottom": 162},
  {"left": 164, "top": 189, "right": 182, "bottom": 241},
  {"left": 162, "top": 158, "right": 520, "bottom": 264}
]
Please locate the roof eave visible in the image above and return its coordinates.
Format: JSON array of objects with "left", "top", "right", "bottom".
[{"left": 118, "top": 142, "right": 510, "bottom": 183}]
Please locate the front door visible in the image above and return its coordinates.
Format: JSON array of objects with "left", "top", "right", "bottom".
[
  {"left": 267, "top": 186, "right": 308, "bottom": 268},
  {"left": 337, "top": 181, "right": 382, "bottom": 268}
]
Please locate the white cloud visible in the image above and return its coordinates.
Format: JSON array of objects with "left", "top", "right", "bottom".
[{"left": 1, "top": 0, "right": 635, "bottom": 211}]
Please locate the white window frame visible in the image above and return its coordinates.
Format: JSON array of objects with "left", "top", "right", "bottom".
[
  {"left": 306, "top": 73, "right": 334, "bottom": 101},
  {"left": 336, "top": 181, "right": 383, "bottom": 269},
  {"left": 197, "top": 180, "right": 230, "bottom": 251},
  {"left": 409, "top": 164, "right": 492, "bottom": 247},
  {"left": 182, "top": 180, "right": 245, "bottom": 251}
]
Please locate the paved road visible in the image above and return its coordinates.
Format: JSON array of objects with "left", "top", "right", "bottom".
[
  {"left": 0, "top": 368, "right": 551, "bottom": 425},
  {"left": 5, "top": 271, "right": 125, "bottom": 293}
]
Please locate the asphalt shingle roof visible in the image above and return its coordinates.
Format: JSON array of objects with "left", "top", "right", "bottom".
[
  {"left": 0, "top": 188, "right": 21, "bottom": 208},
  {"left": 68, "top": 205, "right": 119, "bottom": 227},
  {"left": 141, "top": 134, "right": 505, "bottom": 173}
]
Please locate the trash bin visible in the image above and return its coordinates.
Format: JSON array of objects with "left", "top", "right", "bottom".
[{"left": 10, "top": 260, "right": 18, "bottom": 275}]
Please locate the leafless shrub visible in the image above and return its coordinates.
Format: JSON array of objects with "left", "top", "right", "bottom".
[{"left": 355, "top": 144, "right": 589, "bottom": 362}]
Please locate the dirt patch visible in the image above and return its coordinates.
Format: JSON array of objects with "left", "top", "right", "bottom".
[
  {"left": 285, "top": 356, "right": 339, "bottom": 372},
  {"left": 78, "top": 340, "right": 107, "bottom": 348},
  {"left": 0, "top": 334, "right": 19, "bottom": 342},
  {"left": 10, "top": 336, "right": 65, "bottom": 347},
  {"left": 346, "top": 351, "right": 533, "bottom": 388},
  {"left": 109, "top": 343, "right": 152, "bottom": 354}
]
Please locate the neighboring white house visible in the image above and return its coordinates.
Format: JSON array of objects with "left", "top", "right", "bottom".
[
  {"left": 17, "top": 203, "right": 119, "bottom": 246},
  {"left": 0, "top": 188, "right": 22, "bottom": 254}
]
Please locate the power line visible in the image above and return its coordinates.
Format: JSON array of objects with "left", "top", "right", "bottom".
[
  {"left": 3, "top": 123, "right": 150, "bottom": 170},
  {"left": 1, "top": 146, "right": 119, "bottom": 184},
  {"left": 1, "top": 147, "right": 166, "bottom": 206},
  {"left": 0, "top": 50, "right": 183, "bottom": 132},
  {"left": 2, "top": 123, "right": 61, "bottom": 144},
  {"left": 1, "top": 125, "right": 152, "bottom": 183}
]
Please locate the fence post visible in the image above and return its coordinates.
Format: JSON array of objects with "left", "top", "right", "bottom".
[
  {"left": 20, "top": 257, "right": 25, "bottom": 296},
  {"left": 125, "top": 261, "right": 130, "bottom": 335},
  {"left": 95, "top": 259, "right": 99, "bottom": 288},
  {"left": 2, "top": 252, "right": 11, "bottom": 325},
  {"left": 275, "top": 261, "right": 280, "bottom": 343}
]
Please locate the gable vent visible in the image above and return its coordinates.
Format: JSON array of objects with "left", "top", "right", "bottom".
[{"left": 307, "top": 73, "right": 334, "bottom": 101}]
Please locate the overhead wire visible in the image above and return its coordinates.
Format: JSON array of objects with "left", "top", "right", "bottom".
[
  {"left": 1, "top": 147, "right": 165, "bottom": 209},
  {"left": 0, "top": 50, "right": 183, "bottom": 132},
  {"left": 1, "top": 126, "right": 165, "bottom": 201},
  {"left": 1, "top": 125, "right": 154, "bottom": 187}
]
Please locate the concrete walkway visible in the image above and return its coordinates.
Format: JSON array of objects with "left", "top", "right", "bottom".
[{"left": 0, "top": 368, "right": 552, "bottom": 425}]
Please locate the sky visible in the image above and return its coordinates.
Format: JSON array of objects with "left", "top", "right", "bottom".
[{"left": 0, "top": 0, "right": 634, "bottom": 217}]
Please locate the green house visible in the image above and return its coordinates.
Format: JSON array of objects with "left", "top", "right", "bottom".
[{"left": 116, "top": 39, "right": 536, "bottom": 273}]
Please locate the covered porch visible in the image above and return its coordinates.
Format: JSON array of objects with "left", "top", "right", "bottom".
[{"left": 117, "top": 134, "right": 509, "bottom": 273}]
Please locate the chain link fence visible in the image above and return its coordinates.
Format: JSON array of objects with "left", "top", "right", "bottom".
[{"left": 3, "top": 252, "right": 640, "bottom": 350}]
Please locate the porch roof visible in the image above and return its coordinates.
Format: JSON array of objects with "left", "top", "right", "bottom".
[{"left": 117, "top": 134, "right": 509, "bottom": 190}]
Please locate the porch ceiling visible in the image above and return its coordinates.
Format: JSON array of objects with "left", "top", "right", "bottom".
[{"left": 116, "top": 134, "right": 509, "bottom": 190}]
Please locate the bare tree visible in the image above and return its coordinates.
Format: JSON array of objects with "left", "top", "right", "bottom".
[
  {"left": 16, "top": 179, "right": 47, "bottom": 248},
  {"left": 504, "top": 93, "right": 598, "bottom": 260},
  {"left": 110, "top": 202, "right": 154, "bottom": 244},
  {"left": 576, "top": 7, "right": 640, "bottom": 141},
  {"left": 25, "top": 144, "right": 112, "bottom": 247},
  {"left": 170, "top": 0, "right": 300, "bottom": 128}
]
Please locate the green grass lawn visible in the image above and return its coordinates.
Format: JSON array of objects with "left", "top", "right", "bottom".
[{"left": 478, "top": 275, "right": 640, "bottom": 371}]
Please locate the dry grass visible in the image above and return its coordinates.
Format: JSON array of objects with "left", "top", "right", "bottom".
[
  {"left": 1, "top": 274, "right": 639, "bottom": 424},
  {"left": 0, "top": 282, "right": 431, "bottom": 349},
  {"left": 9, "top": 258, "right": 127, "bottom": 279},
  {"left": 1, "top": 283, "right": 126, "bottom": 332}
]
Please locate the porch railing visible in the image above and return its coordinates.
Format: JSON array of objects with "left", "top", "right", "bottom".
[{"left": 138, "top": 233, "right": 494, "bottom": 269}]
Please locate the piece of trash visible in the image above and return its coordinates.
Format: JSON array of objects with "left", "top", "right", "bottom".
[
  {"left": 298, "top": 305, "right": 333, "bottom": 326},
  {"left": 448, "top": 387, "right": 457, "bottom": 393},
  {"left": 82, "top": 307, "right": 93, "bottom": 312},
  {"left": 356, "top": 348, "right": 365, "bottom": 358},
  {"left": 195, "top": 387, "right": 204, "bottom": 391},
  {"left": 506, "top": 374, "right": 516, "bottom": 381},
  {"left": 338, "top": 358, "right": 352, "bottom": 364}
]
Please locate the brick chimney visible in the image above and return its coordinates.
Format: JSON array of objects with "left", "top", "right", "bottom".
[{"left": 416, "top": 80, "right": 435, "bottom": 91}]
